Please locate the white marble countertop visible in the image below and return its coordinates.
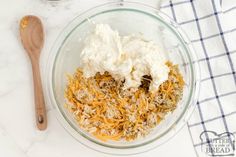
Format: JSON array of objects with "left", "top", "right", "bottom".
[{"left": 0, "top": 0, "right": 197, "bottom": 156}]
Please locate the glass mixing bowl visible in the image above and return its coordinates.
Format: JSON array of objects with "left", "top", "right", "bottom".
[{"left": 45, "top": 1, "right": 200, "bottom": 155}]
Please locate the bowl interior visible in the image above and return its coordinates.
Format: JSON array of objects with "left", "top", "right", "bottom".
[{"left": 52, "top": 7, "right": 194, "bottom": 148}]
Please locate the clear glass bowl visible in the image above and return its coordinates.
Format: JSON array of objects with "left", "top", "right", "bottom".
[{"left": 45, "top": 1, "right": 200, "bottom": 155}]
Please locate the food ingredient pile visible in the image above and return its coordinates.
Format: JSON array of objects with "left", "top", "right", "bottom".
[{"left": 65, "top": 62, "right": 184, "bottom": 141}]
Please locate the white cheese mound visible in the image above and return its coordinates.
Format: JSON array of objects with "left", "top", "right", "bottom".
[{"left": 79, "top": 24, "right": 169, "bottom": 91}]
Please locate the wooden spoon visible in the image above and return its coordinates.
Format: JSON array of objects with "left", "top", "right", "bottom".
[{"left": 20, "top": 15, "right": 47, "bottom": 130}]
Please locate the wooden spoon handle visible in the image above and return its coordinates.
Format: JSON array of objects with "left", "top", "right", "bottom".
[{"left": 31, "top": 57, "right": 47, "bottom": 130}]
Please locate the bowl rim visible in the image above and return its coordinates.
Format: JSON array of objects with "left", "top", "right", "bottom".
[{"left": 45, "top": 1, "right": 201, "bottom": 155}]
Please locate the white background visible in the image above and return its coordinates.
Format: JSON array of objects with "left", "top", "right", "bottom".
[{"left": 0, "top": 0, "right": 197, "bottom": 156}]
